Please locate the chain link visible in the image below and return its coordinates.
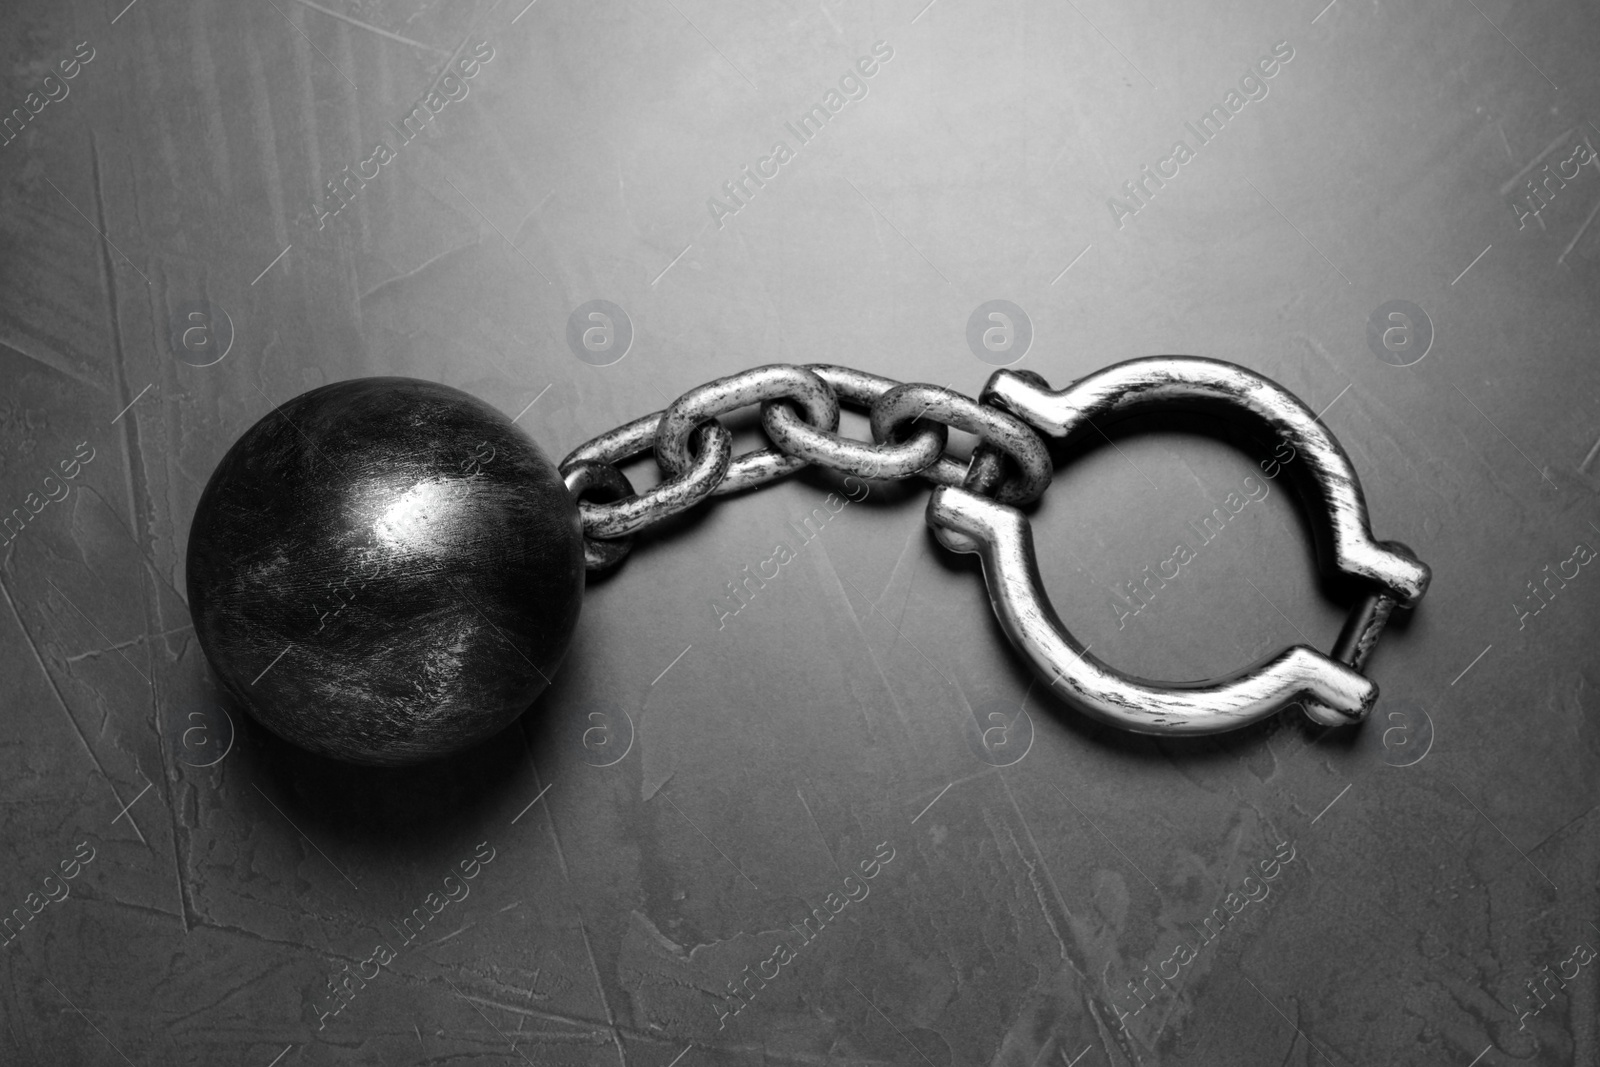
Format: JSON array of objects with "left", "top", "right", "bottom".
[
  {"left": 560, "top": 414, "right": 732, "bottom": 539},
  {"left": 762, "top": 364, "right": 948, "bottom": 479},
  {"left": 869, "top": 382, "right": 1052, "bottom": 506},
  {"left": 557, "top": 363, "right": 1054, "bottom": 571},
  {"left": 561, "top": 461, "right": 636, "bottom": 570},
  {"left": 655, "top": 364, "right": 839, "bottom": 494}
]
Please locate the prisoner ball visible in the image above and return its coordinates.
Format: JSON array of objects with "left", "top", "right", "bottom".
[{"left": 186, "top": 377, "right": 584, "bottom": 766}]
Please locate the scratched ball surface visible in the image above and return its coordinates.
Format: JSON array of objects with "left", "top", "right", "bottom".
[{"left": 186, "top": 377, "right": 584, "bottom": 767}]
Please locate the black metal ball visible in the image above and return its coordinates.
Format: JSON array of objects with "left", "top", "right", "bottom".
[{"left": 186, "top": 377, "right": 584, "bottom": 767}]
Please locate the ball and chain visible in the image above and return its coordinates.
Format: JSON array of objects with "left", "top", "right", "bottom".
[{"left": 186, "top": 356, "right": 1430, "bottom": 765}]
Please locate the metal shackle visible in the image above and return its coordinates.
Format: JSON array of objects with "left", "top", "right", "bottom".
[{"left": 926, "top": 355, "right": 1432, "bottom": 735}]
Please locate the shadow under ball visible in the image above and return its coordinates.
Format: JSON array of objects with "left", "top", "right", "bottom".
[{"left": 186, "top": 378, "right": 584, "bottom": 767}]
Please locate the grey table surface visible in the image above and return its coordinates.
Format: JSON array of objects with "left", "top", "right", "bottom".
[{"left": 2, "top": 0, "right": 1599, "bottom": 1064}]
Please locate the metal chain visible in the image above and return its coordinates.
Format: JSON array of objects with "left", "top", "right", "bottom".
[
  {"left": 869, "top": 382, "right": 1052, "bottom": 506},
  {"left": 762, "top": 365, "right": 947, "bottom": 479},
  {"left": 655, "top": 364, "right": 839, "bottom": 494},
  {"left": 557, "top": 363, "right": 1053, "bottom": 571}
]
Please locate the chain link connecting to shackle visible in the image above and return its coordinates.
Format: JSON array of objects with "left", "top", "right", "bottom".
[
  {"left": 555, "top": 356, "right": 1432, "bottom": 740},
  {"left": 557, "top": 363, "right": 1051, "bottom": 572}
]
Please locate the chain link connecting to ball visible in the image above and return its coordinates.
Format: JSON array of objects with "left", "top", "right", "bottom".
[{"left": 558, "top": 357, "right": 1432, "bottom": 739}]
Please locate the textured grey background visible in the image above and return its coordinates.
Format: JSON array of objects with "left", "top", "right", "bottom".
[{"left": 1, "top": 0, "right": 1598, "bottom": 1064}]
